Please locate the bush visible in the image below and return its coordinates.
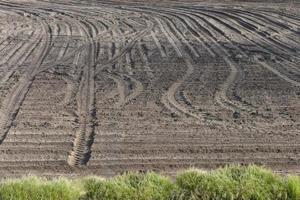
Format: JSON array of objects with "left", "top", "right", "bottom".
[
  {"left": 234, "top": 165, "right": 287, "bottom": 200},
  {"left": 175, "top": 165, "right": 294, "bottom": 200},
  {"left": 175, "top": 168, "right": 237, "bottom": 200},
  {"left": 0, "top": 176, "right": 82, "bottom": 200},
  {"left": 82, "top": 172, "right": 174, "bottom": 200}
]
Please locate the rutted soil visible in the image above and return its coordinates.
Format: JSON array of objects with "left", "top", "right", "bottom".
[{"left": 0, "top": 0, "right": 299, "bottom": 178}]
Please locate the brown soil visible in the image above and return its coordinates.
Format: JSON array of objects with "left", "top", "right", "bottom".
[{"left": 0, "top": 0, "right": 299, "bottom": 179}]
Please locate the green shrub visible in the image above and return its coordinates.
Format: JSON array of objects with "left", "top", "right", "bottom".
[
  {"left": 175, "top": 168, "right": 237, "bottom": 200},
  {"left": 0, "top": 176, "right": 82, "bottom": 200},
  {"left": 175, "top": 165, "right": 291, "bottom": 200},
  {"left": 235, "top": 165, "right": 287, "bottom": 200},
  {"left": 82, "top": 172, "right": 174, "bottom": 200}
]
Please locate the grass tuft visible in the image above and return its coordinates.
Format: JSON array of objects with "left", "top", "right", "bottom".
[
  {"left": 175, "top": 165, "right": 297, "bottom": 200},
  {"left": 286, "top": 175, "right": 300, "bottom": 200},
  {"left": 0, "top": 176, "right": 82, "bottom": 200},
  {"left": 81, "top": 172, "right": 174, "bottom": 200}
]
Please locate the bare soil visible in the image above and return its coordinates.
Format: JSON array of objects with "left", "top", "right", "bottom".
[{"left": 0, "top": 0, "right": 299, "bottom": 178}]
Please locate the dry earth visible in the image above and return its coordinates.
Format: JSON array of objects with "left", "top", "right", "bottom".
[{"left": 0, "top": 0, "right": 299, "bottom": 178}]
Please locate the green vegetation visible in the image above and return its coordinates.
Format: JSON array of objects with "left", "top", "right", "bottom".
[
  {"left": 82, "top": 172, "right": 174, "bottom": 200},
  {"left": 0, "top": 176, "right": 83, "bottom": 200},
  {"left": 174, "top": 165, "right": 290, "bottom": 200},
  {"left": 0, "top": 165, "right": 299, "bottom": 200},
  {"left": 286, "top": 175, "right": 300, "bottom": 200}
]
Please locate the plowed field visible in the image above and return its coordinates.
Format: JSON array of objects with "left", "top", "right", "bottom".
[{"left": 0, "top": 0, "right": 299, "bottom": 178}]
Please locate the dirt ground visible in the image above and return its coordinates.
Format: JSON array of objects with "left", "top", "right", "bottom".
[{"left": 0, "top": 0, "right": 299, "bottom": 178}]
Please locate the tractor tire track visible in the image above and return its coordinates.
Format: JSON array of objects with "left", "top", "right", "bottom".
[
  {"left": 0, "top": 20, "right": 52, "bottom": 143},
  {"left": 190, "top": 9, "right": 300, "bottom": 87},
  {"left": 67, "top": 18, "right": 96, "bottom": 167},
  {"left": 155, "top": 16, "right": 206, "bottom": 121},
  {"left": 150, "top": 8, "right": 253, "bottom": 113}
]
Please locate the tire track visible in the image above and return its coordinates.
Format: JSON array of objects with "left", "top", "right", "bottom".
[
  {"left": 67, "top": 18, "right": 96, "bottom": 167},
  {"left": 105, "top": 29, "right": 126, "bottom": 107},
  {"left": 223, "top": 9, "right": 300, "bottom": 50},
  {"left": 167, "top": 8, "right": 299, "bottom": 110},
  {"left": 198, "top": 8, "right": 299, "bottom": 58},
  {"left": 0, "top": 19, "right": 52, "bottom": 143},
  {"left": 256, "top": 9, "right": 300, "bottom": 27},
  {"left": 105, "top": 71, "right": 126, "bottom": 107},
  {"left": 0, "top": 29, "right": 42, "bottom": 86},
  {"left": 94, "top": 21, "right": 154, "bottom": 75},
  {"left": 255, "top": 57, "right": 300, "bottom": 87},
  {"left": 137, "top": 39, "right": 155, "bottom": 78},
  {"left": 56, "top": 21, "right": 71, "bottom": 59},
  {"left": 105, "top": 20, "right": 147, "bottom": 107},
  {"left": 151, "top": 11, "right": 200, "bottom": 58},
  {"left": 148, "top": 7, "right": 254, "bottom": 114},
  {"left": 155, "top": 17, "right": 206, "bottom": 121},
  {"left": 150, "top": 30, "right": 167, "bottom": 58},
  {"left": 179, "top": 6, "right": 299, "bottom": 61},
  {"left": 34, "top": 18, "right": 118, "bottom": 75},
  {"left": 188, "top": 9, "right": 300, "bottom": 87}
]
